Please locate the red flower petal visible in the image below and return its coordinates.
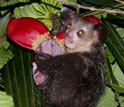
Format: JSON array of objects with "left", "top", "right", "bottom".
[
  {"left": 56, "top": 32, "right": 65, "bottom": 39},
  {"left": 7, "top": 17, "right": 51, "bottom": 50},
  {"left": 84, "top": 16, "right": 101, "bottom": 24}
]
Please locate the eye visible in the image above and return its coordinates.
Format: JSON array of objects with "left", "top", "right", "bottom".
[
  {"left": 77, "top": 30, "right": 84, "bottom": 36},
  {"left": 66, "top": 23, "right": 71, "bottom": 29}
]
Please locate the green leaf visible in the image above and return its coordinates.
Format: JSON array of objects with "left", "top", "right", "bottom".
[
  {"left": 112, "top": 84, "right": 124, "bottom": 93},
  {"left": 13, "top": 0, "right": 63, "bottom": 31},
  {"left": 98, "top": 87, "right": 124, "bottom": 107},
  {"left": 66, "top": 0, "right": 77, "bottom": 3},
  {"left": 0, "top": 16, "right": 13, "bottom": 70},
  {"left": 0, "top": 46, "right": 13, "bottom": 70},
  {"left": 106, "top": 47, "right": 115, "bottom": 63},
  {"left": 0, "top": 91, "right": 13, "bottom": 107},
  {"left": 112, "top": 63, "right": 124, "bottom": 87},
  {"left": 0, "top": 12, "right": 10, "bottom": 38},
  {"left": 106, "top": 14, "right": 124, "bottom": 26},
  {"left": 79, "top": 0, "right": 115, "bottom": 7},
  {"left": 81, "top": 4, "right": 123, "bottom": 18},
  {"left": 1, "top": 44, "right": 43, "bottom": 107},
  {"left": 104, "top": 54, "right": 118, "bottom": 85},
  {"left": 104, "top": 21, "right": 124, "bottom": 71},
  {"left": 0, "top": 0, "right": 29, "bottom": 8},
  {"left": 116, "top": 27, "right": 124, "bottom": 38}
]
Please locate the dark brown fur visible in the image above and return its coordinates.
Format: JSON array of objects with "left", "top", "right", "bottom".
[{"left": 33, "top": 44, "right": 106, "bottom": 107}]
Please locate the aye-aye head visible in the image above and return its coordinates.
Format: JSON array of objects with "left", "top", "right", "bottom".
[{"left": 61, "top": 6, "right": 108, "bottom": 53}]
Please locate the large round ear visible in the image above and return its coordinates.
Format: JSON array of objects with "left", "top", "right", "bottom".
[
  {"left": 93, "top": 24, "right": 108, "bottom": 43},
  {"left": 84, "top": 16, "right": 101, "bottom": 24},
  {"left": 61, "top": 5, "right": 78, "bottom": 24}
]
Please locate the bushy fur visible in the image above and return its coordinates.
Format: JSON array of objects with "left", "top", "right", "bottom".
[{"left": 33, "top": 43, "right": 106, "bottom": 107}]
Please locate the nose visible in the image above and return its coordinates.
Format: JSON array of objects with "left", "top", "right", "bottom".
[{"left": 65, "top": 31, "right": 73, "bottom": 40}]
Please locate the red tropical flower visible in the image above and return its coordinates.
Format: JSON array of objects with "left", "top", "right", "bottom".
[
  {"left": 7, "top": 17, "right": 51, "bottom": 50},
  {"left": 7, "top": 17, "right": 65, "bottom": 55}
]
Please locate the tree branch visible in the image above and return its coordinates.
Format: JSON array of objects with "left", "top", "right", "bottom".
[
  {"left": 114, "top": 0, "right": 124, "bottom": 5},
  {"left": 56, "top": 0, "right": 124, "bottom": 15}
]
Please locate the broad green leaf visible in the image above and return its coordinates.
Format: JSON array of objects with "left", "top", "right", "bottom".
[
  {"left": 105, "top": 48, "right": 124, "bottom": 93},
  {"left": 0, "top": 12, "right": 12, "bottom": 70},
  {"left": 112, "top": 63, "right": 124, "bottom": 87},
  {"left": 98, "top": 87, "right": 124, "bottom": 107},
  {"left": 2, "top": 41, "right": 10, "bottom": 50},
  {"left": 106, "top": 14, "right": 124, "bottom": 26},
  {"left": 104, "top": 54, "right": 118, "bottom": 85},
  {"left": 0, "top": 12, "right": 10, "bottom": 38},
  {"left": 106, "top": 47, "right": 115, "bottom": 63},
  {"left": 104, "top": 21, "right": 124, "bottom": 71},
  {"left": 66, "top": 0, "right": 77, "bottom": 3},
  {"left": 0, "top": 46, "right": 13, "bottom": 70},
  {"left": 1, "top": 44, "right": 43, "bottom": 107},
  {"left": 116, "top": 28, "right": 124, "bottom": 39},
  {"left": 79, "top": 0, "right": 115, "bottom": 7},
  {"left": 0, "top": 0, "right": 29, "bottom": 8},
  {"left": 112, "top": 84, "right": 124, "bottom": 93},
  {"left": 0, "top": 91, "right": 13, "bottom": 107},
  {"left": 0, "top": 76, "right": 4, "bottom": 89},
  {"left": 13, "top": 0, "right": 63, "bottom": 31}
]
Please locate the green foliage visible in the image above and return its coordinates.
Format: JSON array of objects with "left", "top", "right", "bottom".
[
  {"left": 0, "top": 13, "right": 14, "bottom": 70},
  {"left": 0, "top": 13, "right": 10, "bottom": 38},
  {"left": 67, "top": 0, "right": 77, "bottom": 3},
  {"left": 0, "top": 0, "right": 124, "bottom": 107},
  {"left": 105, "top": 21, "right": 124, "bottom": 71},
  {"left": 0, "top": 46, "right": 13, "bottom": 69},
  {"left": 98, "top": 87, "right": 124, "bottom": 107},
  {"left": 0, "top": 91, "right": 13, "bottom": 107},
  {"left": 79, "top": 0, "right": 115, "bottom": 7},
  {"left": 1, "top": 44, "right": 43, "bottom": 107},
  {"left": 13, "top": 0, "right": 63, "bottom": 31}
]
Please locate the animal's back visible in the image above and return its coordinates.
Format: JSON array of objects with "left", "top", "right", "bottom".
[{"left": 35, "top": 50, "right": 105, "bottom": 107}]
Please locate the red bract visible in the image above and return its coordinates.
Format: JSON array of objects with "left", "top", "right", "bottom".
[
  {"left": 7, "top": 17, "right": 51, "bottom": 50},
  {"left": 7, "top": 17, "right": 65, "bottom": 55},
  {"left": 84, "top": 16, "right": 101, "bottom": 24},
  {"left": 56, "top": 32, "right": 65, "bottom": 39}
]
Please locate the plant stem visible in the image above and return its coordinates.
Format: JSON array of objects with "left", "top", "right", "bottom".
[{"left": 56, "top": 0, "right": 124, "bottom": 15}]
